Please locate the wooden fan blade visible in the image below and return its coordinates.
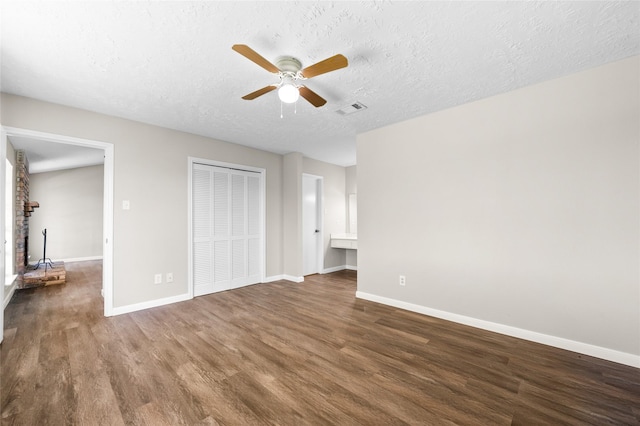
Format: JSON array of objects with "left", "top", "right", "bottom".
[
  {"left": 301, "top": 54, "right": 348, "bottom": 79},
  {"left": 242, "top": 85, "right": 277, "bottom": 100},
  {"left": 299, "top": 86, "right": 327, "bottom": 107},
  {"left": 232, "top": 44, "right": 280, "bottom": 74}
]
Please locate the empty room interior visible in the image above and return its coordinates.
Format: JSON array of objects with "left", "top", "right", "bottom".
[{"left": 1, "top": 1, "right": 639, "bottom": 424}]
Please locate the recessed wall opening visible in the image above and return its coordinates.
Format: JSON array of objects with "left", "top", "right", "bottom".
[{"left": 0, "top": 126, "right": 114, "bottom": 333}]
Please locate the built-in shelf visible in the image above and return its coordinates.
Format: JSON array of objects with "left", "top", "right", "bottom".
[{"left": 330, "top": 233, "right": 357, "bottom": 250}]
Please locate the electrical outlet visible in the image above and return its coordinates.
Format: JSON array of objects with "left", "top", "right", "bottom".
[
  {"left": 399, "top": 275, "right": 406, "bottom": 286},
  {"left": 166, "top": 272, "right": 174, "bottom": 283},
  {"left": 154, "top": 273, "right": 162, "bottom": 284}
]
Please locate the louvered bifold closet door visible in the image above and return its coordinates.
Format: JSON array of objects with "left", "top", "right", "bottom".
[
  {"left": 230, "top": 173, "right": 246, "bottom": 286},
  {"left": 213, "top": 170, "right": 230, "bottom": 289},
  {"left": 229, "top": 170, "right": 262, "bottom": 289},
  {"left": 193, "top": 164, "right": 215, "bottom": 296},
  {"left": 193, "top": 163, "right": 262, "bottom": 296},
  {"left": 246, "top": 174, "right": 261, "bottom": 280}
]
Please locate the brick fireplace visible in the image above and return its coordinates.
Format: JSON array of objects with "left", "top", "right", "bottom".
[{"left": 14, "top": 150, "right": 65, "bottom": 288}]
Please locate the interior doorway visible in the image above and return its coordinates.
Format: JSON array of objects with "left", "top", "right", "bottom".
[
  {"left": 302, "top": 174, "right": 323, "bottom": 276},
  {"left": 0, "top": 127, "right": 114, "bottom": 343}
]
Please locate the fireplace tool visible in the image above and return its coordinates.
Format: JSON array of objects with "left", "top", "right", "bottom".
[{"left": 32, "top": 228, "right": 54, "bottom": 271}]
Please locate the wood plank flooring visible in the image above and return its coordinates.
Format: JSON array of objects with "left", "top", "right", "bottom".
[{"left": 2, "top": 260, "right": 639, "bottom": 425}]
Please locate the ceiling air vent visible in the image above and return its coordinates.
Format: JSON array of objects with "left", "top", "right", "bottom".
[{"left": 336, "top": 101, "right": 367, "bottom": 115}]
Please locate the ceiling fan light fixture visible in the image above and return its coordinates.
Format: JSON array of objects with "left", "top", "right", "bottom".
[
  {"left": 232, "top": 45, "right": 348, "bottom": 108},
  {"left": 278, "top": 83, "right": 299, "bottom": 103}
]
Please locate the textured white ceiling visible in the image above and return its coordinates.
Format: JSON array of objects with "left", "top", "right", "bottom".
[
  {"left": 8, "top": 135, "right": 104, "bottom": 174},
  {"left": 1, "top": 1, "right": 638, "bottom": 168}
]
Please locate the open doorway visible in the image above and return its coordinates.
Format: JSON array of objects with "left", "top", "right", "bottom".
[{"left": 0, "top": 127, "right": 114, "bottom": 343}]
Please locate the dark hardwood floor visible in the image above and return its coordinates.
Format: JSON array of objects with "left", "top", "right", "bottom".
[{"left": 2, "top": 260, "right": 639, "bottom": 425}]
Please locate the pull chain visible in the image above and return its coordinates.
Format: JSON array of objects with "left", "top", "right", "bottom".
[{"left": 280, "top": 100, "right": 298, "bottom": 118}]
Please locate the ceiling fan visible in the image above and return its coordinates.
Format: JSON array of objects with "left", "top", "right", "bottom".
[{"left": 232, "top": 44, "right": 348, "bottom": 108}]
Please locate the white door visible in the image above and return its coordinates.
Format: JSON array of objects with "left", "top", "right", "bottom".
[
  {"left": 193, "top": 163, "right": 262, "bottom": 296},
  {"left": 302, "top": 174, "right": 322, "bottom": 276}
]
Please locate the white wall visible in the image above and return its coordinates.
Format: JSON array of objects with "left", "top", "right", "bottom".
[
  {"left": 357, "top": 56, "right": 639, "bottom": 365},
  {"left": 1, "top": 93, "right": 284, "bottom": 309},
  {"left": 28, "top": 165, "right": 103, "bottom": 262}
]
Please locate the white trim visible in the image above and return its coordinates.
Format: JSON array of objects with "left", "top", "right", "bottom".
[
  {"left": 190, "top": 157, "right": 266, "bottom": 175},
  {"left": 322, "top": 265, "right": 347, "bottom": 274},
  {"left": 1, "top": 126, "right": 115, "bottom": 318},
  {"left": 101, "top": 143, "right": 114, "bottom": 317},
  {"left": 3, "top": 284, "right": 16, "bottom": 309},
  {"left": 59, "top": 256, "right": 103, "bottom": 263},
  {"left": 111, "top": 292, "right": 191, "bottom": 316},
  {"left": 187, "top": 159, "right": 195, "bottom": 299},
  {"left": 3, "top": 277, "right": 17, "bottom": 309},
  {"left": 0, "top": 127, "right": 5, "bottom": 343},
  {"left": 4, "top": 274, "right": 17, "bottom": 286},
  {"left": 263, "top": 275, "right": 321, "bottom": 283},
  {"left": 355, "top": 291, "right": 640, "bottom": 368},
  {"left": 320, "top": 265, "right": 358, "bottom": 273},
  {"left": 187, "top": 157, "right": 266, "bottom": 298}
]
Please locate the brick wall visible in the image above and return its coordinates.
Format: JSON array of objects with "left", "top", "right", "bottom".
[{"left": 15, "top": 150, "right": 29, "bottom": 288}]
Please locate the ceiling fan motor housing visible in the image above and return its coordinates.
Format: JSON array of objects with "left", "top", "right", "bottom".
[{"left": 275, "top": 56, "right": 302, "bottom": 73}]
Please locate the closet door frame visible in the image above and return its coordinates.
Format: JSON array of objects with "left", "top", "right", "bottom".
[{"left": 187, "top": 157, "right": 266, "bottom": 298}]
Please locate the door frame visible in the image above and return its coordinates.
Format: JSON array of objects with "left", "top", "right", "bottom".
[
  {"left": 302, "top": 173, "right": 324, "bottom": 276},
  {"left": 0, "top": 126, "right": 114, "bottom": 337},
  {"left": 187, "top": 157, "right": 266, "bottom": 298}
]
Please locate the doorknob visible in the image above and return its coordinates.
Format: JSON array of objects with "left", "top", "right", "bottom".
[{"left": 314, "top": 229, "right": 320, "bottom": 233}]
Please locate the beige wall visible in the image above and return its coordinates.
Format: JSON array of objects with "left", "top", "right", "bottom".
[
  {"left": 1, "top": 93, "right": 284, "bottom": 308},
  {"left": 303, "top": 157, "right": 347, "bottom": 271},
  {"left": 28, "top": 165, "right": 104, "bottom": 262},
  {"left": 357, "top": 56, "right": 639, "bottom": 357},
  {"left": 282, "top": 152, "right": 303, "bottom": 279}
]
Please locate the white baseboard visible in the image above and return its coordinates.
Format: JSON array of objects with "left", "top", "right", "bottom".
[
  {"left": 111, "top": 292, "right": 191, "bottom": 316},
  {"left": 321, "top": 265, "right": 358, "bottom": 273},
  {"left": 3, "top": 280, "right": 17, "bottom": 310},
  {"left": 266, "top": 269, "right": 356, "bottom": 282},
  {"left": 60, "top": 256, "right": 103, "bottom": 263},
  {"left": 264, "top": 274, "right": 305, "bottom": 283},
  {"left": 322, "top": 265, "right": 346, "bottom": 274},
  {"left": 356, "top": 291, "right": 640, "bottom": 368}
]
